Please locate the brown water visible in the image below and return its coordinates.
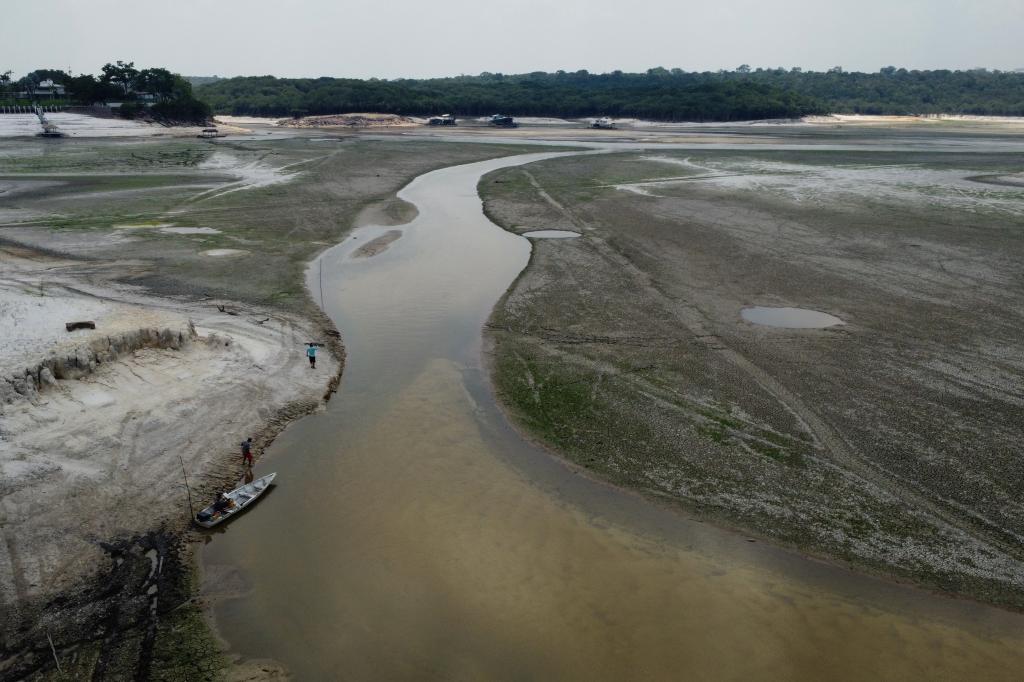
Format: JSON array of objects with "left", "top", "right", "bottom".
[{"left": 203, "top": 152, "right": 1024, "bottom": 680}]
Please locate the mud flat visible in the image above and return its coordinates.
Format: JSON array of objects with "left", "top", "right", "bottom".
[{"left": 481, "top": 140, "right": 1024, "bottom": 609}]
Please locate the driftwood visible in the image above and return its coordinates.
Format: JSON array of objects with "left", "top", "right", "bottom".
[{"left": 65, "top": 321, "right": 96, "bottom": 332}]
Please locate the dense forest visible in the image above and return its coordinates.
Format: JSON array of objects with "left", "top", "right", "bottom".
[
  {"left": 195, "top": 71, "right": 826, "bottom": 121},
  {"left": 736, "top": 66, "right": 1024, "bottom": 115},
  {"left": 1, "top": 62, "right": 210, "bottom": 122},
  {"left": 194, "top": 67, "right": 1024, "bottom": 121}
]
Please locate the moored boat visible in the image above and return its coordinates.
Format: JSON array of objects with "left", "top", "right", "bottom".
[{"left": 195, "top": 473, "right": 276, "bottom": 528}]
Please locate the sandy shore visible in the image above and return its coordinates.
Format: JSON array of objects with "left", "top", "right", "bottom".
[
  {"left": 0, "top": 113, "right": 213, "bottom": 139},
  {"left": 0, "top": 245, "right": 338, "bottom": 614}
]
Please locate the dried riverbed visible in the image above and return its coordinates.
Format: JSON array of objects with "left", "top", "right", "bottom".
[
  {"left": 482, "top": 145, "right": 1024, "bottom": 609},
  {"left": 5, "top": 121, "right": 1024, "bottom": 679},
  {"left": 203, "top": 151, "right": 1024, "bottom": 679},
  {"left": 0, "top": 133, "right": 545, "bottom": 678}
]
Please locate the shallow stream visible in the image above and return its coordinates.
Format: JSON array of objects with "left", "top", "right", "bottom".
[{"left": 203, "top": 152, "right": 1024, "bottom": 680}]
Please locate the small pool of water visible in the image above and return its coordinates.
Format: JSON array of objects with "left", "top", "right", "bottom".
[
  {"left": 741, "top": 306, "right": 843, "bottom": 328},
  {"left": 160, "top": 226, "right": 221, "bottom": 235},
  {"left": 113, "top": 222, "right": 175, "bottom": 229},
  {"left": 522, "top": 229, "right": 581, "bottom": 239}
]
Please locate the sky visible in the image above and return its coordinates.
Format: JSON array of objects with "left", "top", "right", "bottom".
[{"left": 3, "top": 0, "right": 1023, "bottom": 79}]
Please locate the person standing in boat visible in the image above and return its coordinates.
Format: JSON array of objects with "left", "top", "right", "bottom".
[
  {"left": 306, "top": 343, "right": 318, "bottom": 369},
  {"left": 241, "top": 437, "right": 254, "bottom": 467}
]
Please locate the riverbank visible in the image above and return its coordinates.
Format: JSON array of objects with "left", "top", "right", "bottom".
[
  {"left": 0, "top": 243, "right": 340, "bottom": 679},
  {"left": 0, "top": 133, "right": 551, "bottom": 678},
  {"left": 480, "top": 145, "right": 1024, "bottom": 610},
  {"left": 199, "top": 148, "right": 1024, "bottom": 680}
]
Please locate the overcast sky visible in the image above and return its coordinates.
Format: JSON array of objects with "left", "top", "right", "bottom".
[{"left": 4, "top": 0, "right": 1023, "bottom": 79}]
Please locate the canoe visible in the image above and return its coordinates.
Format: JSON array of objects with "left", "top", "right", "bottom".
[{"left": 194, "top": 473, "right": 276, "bottom": 528}]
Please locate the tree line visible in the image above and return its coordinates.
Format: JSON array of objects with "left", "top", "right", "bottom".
[
  {"left": 732, "top": 65, "right": 1024, "bottom": 116},
  {"left": 194, "top": 71, "right": 826, "bottom": 121},
  {"left": 1, "top": 61, "right": 210, "bottom": 122},
  {"left": 193, "top": 67, "right": 1024, "bottom": 121}
]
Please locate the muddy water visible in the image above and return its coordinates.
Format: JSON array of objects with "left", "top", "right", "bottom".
[{"left": 203, "top": 153, "right": 1024, "bottom": 680}]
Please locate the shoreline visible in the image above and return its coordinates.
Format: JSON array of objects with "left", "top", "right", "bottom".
[
  {"left": 194, "top": 248, "right": 349, "bottom": 680},
  {"left": 0, "top": 243, "right": 343, "bottom": 679},
  {"left": 1, "top": 131, "right": 574, "bottom": 678}
]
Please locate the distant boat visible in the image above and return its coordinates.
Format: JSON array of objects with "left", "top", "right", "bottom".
[
  {"left": 590, "top": 117, "right": 616, "bottom": 129},
  {"left": 194, "top": 472, "right": 276, "bottom": 528},
  {"left": 428, "top": 114, "right": 457, "bottom": 126},
  {"left": 489, "top": 114, "right": 517, "bottom": 128}
]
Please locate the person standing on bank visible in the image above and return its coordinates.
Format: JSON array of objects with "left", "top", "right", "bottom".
[
  {"left": 241, "top": 437, "right": 254, "bottom": 467},
  {"left": 307, "top": 343, "right": 317, "bottom": 369}
]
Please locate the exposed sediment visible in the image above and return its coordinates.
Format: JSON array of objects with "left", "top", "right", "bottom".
[
  {"left": 480, "top": 150, "right": 1024, "bottom": 608},
  {"left": 1, "top": 326, "right": 195, "bottom": 406}
]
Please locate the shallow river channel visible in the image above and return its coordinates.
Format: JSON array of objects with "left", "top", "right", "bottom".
[{"left": 203, "top": 152, "right": 1024, "bottom": 680}]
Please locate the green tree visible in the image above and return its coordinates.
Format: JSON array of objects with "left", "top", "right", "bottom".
[
  {"left": 137, "top": 68, "right": 176, "bottom": 99},
  {"left": 100, "top": 60, "right": 139, "bottom": 96}
]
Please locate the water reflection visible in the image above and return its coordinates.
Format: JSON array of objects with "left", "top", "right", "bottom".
[
  {"left": 741, "top": 306, "right": 844, "bottom": 328},
  {"left": 522, "top": 229, "right": 581, "bottom": 239}
]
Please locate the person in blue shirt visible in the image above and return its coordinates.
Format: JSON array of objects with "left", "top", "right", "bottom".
[{"left": 306, "top": 343, "right": 317, "bottom": 369}]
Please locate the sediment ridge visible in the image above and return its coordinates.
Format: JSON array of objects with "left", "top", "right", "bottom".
[{"left": 1, "top": 326, "right": 196, "bottom": 406}]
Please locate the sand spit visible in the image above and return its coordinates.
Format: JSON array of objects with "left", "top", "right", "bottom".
[
  {"left": 0, "top": 248, "right": 338, "bottom": 614},
  {"left": 351, "top": 229, "right": 402, "bottom": 258}
]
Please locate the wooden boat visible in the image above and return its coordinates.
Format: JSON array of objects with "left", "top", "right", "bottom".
[{"left": 194, "top": 473, "right": 276, "bottom": 528}]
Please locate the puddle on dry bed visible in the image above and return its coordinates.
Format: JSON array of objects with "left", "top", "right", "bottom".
[
  {"left": 742, "top": 306, "right": 843, "bottom": 328},
  {"left": 159, "top": 226, "right": 221, "bottom": 235},
  {"left": 522, "top": 229, "right": 580, "bottom": 239},
  {"left": 203, "top": 153, "right": 1024, "bottom": 681}
]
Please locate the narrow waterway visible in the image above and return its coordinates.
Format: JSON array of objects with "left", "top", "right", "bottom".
[{"left": 203, "top": 152, "right": 1024, "bottom": 680}]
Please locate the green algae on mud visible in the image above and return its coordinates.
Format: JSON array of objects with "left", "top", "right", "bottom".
[{"left": 479, "top": 143, "right": 1024, "bottom": 610}]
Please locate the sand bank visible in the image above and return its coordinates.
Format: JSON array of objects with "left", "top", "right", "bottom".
[
  {"left": 0, "top": 113, "right": 209, "bottom": 139},
  {"left": 0, "top": 247, "right": 338, "bottom": 611}
]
